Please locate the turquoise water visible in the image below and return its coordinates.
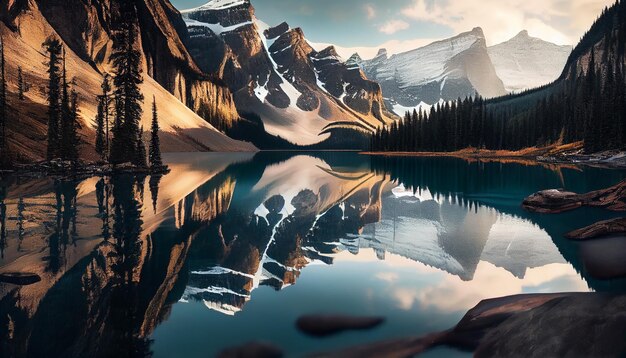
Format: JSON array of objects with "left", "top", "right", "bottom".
[{"left": 1, "top": 152, "right": 625, "bottom": 357}]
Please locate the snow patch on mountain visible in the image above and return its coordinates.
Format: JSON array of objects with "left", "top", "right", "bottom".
[
  {"left": 253, "top": 19, "right": 304, "bottom": 109},
  {"left": 391, "top": 100, "right": 441, "bottom": 117},
  {"left": 181, "top": 0, "right": 247, "bottom": 13},
  {"left": 183, "top": 18, "right": 252, "bottom": 35}
]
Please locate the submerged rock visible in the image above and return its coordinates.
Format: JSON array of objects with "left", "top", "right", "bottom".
[
  {"left": 296, "top": 315, "right": 385, "bottom": 337},
  {"left": 218, "top": 342, "right": 283, "bottom": 358},
  {"left": 522, "top": 180, "right": 626, "bottom": 213},
  {"left": 566, "top": 217, "right": 626, "bottom": 240}
]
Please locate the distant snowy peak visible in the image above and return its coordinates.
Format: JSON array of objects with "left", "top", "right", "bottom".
[
  {"left": 359, "top": 27, "right": 506, "bottom": 114},
  {"left": 488, "top": 31, "right": 572, "bottom": 92},
  {"left": 346, "top": 53, "right": 363, "bottom": 66}
]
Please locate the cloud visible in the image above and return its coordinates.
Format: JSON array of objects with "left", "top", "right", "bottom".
[
  {"left": 364, "top": 4, "right": 376, "bottom": 19},
  {"left": 400, "top": 0, "right": 613, "bottom": 45},
  {"left": 378, "top": 19, "right": 410, "bottom": 35}
]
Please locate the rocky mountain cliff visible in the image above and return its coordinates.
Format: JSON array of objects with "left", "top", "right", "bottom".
[
  {"left": 354, "top": 28, "right": 507, "bottom": 115},
  {"left": 181, "top": 0, "right": 397, "bottom": 147},
  {"left": 488, "top": 30, "right": 572, "bottom": 93},
  {"left": 0, "top": 0, "right": 255, "bottom": 162}
]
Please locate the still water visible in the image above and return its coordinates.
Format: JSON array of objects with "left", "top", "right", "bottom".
[{"left": 1, "top": 152, "right": 626, "bottom": 357}]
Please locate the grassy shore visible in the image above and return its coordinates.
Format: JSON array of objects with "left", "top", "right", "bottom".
[{"left": 361, "top": 141, "right": 584, "bottom": 159}]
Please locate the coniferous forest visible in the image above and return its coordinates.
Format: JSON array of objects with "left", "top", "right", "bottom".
[
  {"left": 38, "top": 1, "right": 164, "bottom": 172},
  {"left": 371, "top": 0, "right": 626, "bottom": 153}
]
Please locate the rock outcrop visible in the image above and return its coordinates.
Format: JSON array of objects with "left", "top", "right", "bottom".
[
  {"left": 522, "top": 180, "right": 626, "bottom": 213},
  {"left": 565, "top": 217, "right": 626, "bottom": 240}
]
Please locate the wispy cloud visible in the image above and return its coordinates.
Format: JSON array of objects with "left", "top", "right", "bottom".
[
  {"left": 400, "top": 0, "right": 613, "bottom": 45},
  {"left": 378, "top": 19, "right": 410, "bottom": 35},
  {"left": 364, "top": 4, "right": 376, "bottom": 19}
]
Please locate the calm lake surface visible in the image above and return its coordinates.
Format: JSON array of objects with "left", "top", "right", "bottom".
[{"left": 1, "top": 152, "right": 626, "bottom": 357}]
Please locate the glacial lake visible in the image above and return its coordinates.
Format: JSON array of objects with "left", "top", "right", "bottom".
[{"left": 1, "top": 152, "right": 626, "bottom": 357}]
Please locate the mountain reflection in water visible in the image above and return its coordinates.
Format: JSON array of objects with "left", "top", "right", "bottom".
[{"left": 1, "top": 152, "right": 625, "bottom": 357}]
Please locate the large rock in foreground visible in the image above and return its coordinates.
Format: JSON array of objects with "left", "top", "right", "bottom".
[{"left": 314, "top": 293, "right": 626, "bottom": 357}]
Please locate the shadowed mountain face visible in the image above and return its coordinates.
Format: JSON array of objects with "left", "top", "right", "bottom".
[
  {"left": 0, "top": 153, "right": 625, "bottom": 356},
  {"left": 181, "top": 0, "right": 397, "bottom": 147}
]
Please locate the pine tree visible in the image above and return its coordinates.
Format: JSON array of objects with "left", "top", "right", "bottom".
[
  {"left": 149, "top": 96, "right": 163, "bottom": 169},
  {"left": 0, "top": 37, "right": 9, "bottom": 169},
  {"left": 59, "top": 48, "right": 74, "bottom": 160},
  {"left": 102, "top": 74, "right": 111, "bottom": 159},
  {"left": 43, "top": 37, "right": 63, "bottom": 160},
  {"left": 149, "top": 175, "right": 161, "bottom": 214},
  {"left": 67, "top": 87, "right": 81, "bottom": 163},
  {"left": 110, "top": 2, "right": 144, "bottom": 166},
  {"left": 95, "top": 96, "right": 106, "bottom": 158},
  {"left": 0, "top": 37, "right": 6, "bottom": 160},
  {"left": 135, "top": 126, "right": 147, "bottom": 168},
  {"left": 17, "top": 66, "right": 24, "bottom": 101}
]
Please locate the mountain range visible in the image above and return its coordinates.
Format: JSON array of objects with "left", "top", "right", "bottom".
[
  {"left": 0, "top": 0, "right": 586, "bottom": 159},
  {"left": 351, "top": 28, "right": 571, "bottom": 115},
  {"left": 181, "top": 0, "right": 396, "bottom": 146}
]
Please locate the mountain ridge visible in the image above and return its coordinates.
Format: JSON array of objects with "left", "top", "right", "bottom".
[
  {"left": 182, "top": 0, "right": 398, "bottom": 147},
  {"left": 354, "top": 27, "right": 507, "bottom": 115},
  {"left": 488, "top": 30, "right": 572, "bottom": 92}
]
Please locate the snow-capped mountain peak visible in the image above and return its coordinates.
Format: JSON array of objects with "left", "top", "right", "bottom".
[
  {"left": 358, "top": 28, "right": 505, "bottom": 114},
  {"left": 488, "top": 30, "right": 572, "bottom": 92}
]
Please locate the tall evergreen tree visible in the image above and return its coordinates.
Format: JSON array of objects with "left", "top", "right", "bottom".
[
  {"left": 95, "top": 96, "right": 106, "bottom": 158},
  {"left": 59, "top": 48, "right": 74, "bottom": 160},
  {"left": 135, "top": 126, "right": 147, "bottom": 168},
  {"left": 43, "top": 37, "right": 63, "bottom": 160},
  {"left": 17, "top": 66, "right": 24, "bottom": 101},
  {"left": 0, "top": 37, "right": 7, "bottom": 165},
  {"left": 110, "top": 1, "right": 144, "bottom": 166},
  {"left": 95, "top": 74, "right": 112, "bottom": 160},
  {"left": 149, "top": 96, "right": 163, "bottom": 168},
  {"left": 67, "top": 87, "right": 81, "bottom": 163},
  {"left": 102, "top": 74, "right": 111, "bottom": 158}
]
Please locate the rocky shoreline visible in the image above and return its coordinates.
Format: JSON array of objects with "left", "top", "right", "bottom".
[{"left": 537, "top": 150, "right": 626, "bottom": 168}]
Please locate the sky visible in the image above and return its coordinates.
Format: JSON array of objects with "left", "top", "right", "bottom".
[{"left": 171, "top": 0, "right": 616, "bottom": 58}]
